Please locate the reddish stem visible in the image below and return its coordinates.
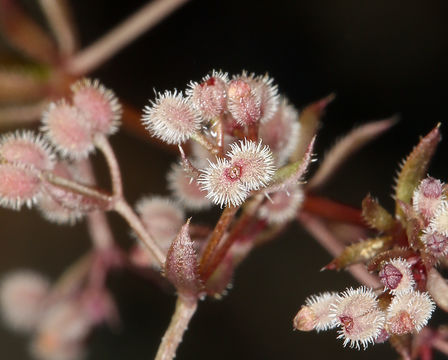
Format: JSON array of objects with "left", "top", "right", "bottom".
[
  {"left": 302, "top": 194, "right": 364, "bottom": 226},
  {"left": 199, "top": 206, "right": 239, "bottom": 274}
]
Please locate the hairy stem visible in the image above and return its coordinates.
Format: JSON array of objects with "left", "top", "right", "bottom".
[
  {"left": 199, "top": 205, "right": 239, "bottom": 273},
  {"left": 66, "top": 0, "right": 189, "bottom": 75},
  {"left": 155, "top": 297, "right": 197, "bottom": 360},
  {"left": 114, "top": 198, "right": 166, "bottom": 266},
  {"left": 38, "top": 0, "right": 77, "bottom": 57},
  {"left": 42, "top": 170, "right": 113, "bottom": 205},
  {"left": 94, "top": 134, "right": 123, "bottom": 198},
  {"left": 298, "top": 211, "right": 381, "bottom": 288}
]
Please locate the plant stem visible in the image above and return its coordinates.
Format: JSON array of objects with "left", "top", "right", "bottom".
[
  {"left": 42, "top": 170, "right": 113, "bottom": 206},
  {"left": 66, "top": 0, "right": 189, "bottom": 75},
  {"left": 38, "top": 0, "right": 77, "bottom": 57},
  {"left": 298, "top": 211, "right": 381, "bottom": 288},
  {"left": 191, "top": 132, "right": 219, "bottom": 155},
  {"left": 155, "top": 297, "right": 197, "bottom": 360},
  {"left": 202, "top": 195, "right": 263, "bottom": 281},
  {"left": 114, "top": 198, "right": 166, "bottom": 267},
  {"left": 302, "top": 195, "right": 364, "bottom": 226},
  {"left": 199, "top": 205, "right": 239, "bottom": 274},
  {"left": 94, "top": 134, "right": 123, "bottom": 198}
]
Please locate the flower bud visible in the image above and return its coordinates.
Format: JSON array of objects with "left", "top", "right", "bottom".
[
  {"left": 41, "top": 101, "right": 94, "bottom": 159},
  {"left": 294, "top": 292, "right": 338, "bottom": 332},
  {"left": 71, "top": 78, "right": 122, "bottom": 135},
  {"left": 379, "top": 258, "right": 415, "bottom": 294},
  {"left": 227, "top": 79, "right": 261, "bottom": 126},
  {"left": 187, "top": 70, "right": 228, "bottom": 119},
  {"left": 412, "top": 177, "right": 444, "bottom": 221},
  {"left": 142, "top": 91, "right": 202, "bottom": 145},
  {"left": 0, "top": 270, "right": 50, "bottom": 332}
]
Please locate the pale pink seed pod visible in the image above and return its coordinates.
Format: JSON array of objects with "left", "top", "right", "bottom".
[
  {"left": 41, "top": 101, "right": 94, "bottom": 159},
  {"left": 142, "top": 90, "right": 202, "bottom": 145},
  {"left": 379, "top": 258, "right": 415, "bottom": 294},
  {"left": 227, "top": 79, "right": 261, "bottom": 126},
  {"left": 136, "top": 196, "right": 185, "bottom": 247},
  {"left": 71, "top": 78, "right": 122, "bottom": 135},
  {"left": 259, "top": 98, "right": 300, "bottom": 165},
  {"left": 386, "top": 291, "right": 435, "bottom": 335},
  {"left": 186, "top": 70, "right": 229, "bottom": 119},
  {"left": 421, "top": 229, "right": 448, "bottom": 257},
  {"left": 330, "top": 287, "right": 385, "bottom": 350},
  {"left": 240, "top": 71, "right": 279, "bottom": 123},
  {"left": 36, "top": 163, "right": 84, "bottom": 225},
  {"left": 0, "top": 130, "right": 55, "bottom": 170},
  {"left": 167, "top": 163, "right": 212, "bottom": 211},
  {"left": 226, "top": 139, "right": 275, "bottom": 191},
  {"left": 198, "top": 157, "right": 249, "bottom": 208},
  {"left": 294, "top": 292, "right": 338, "bottom": 332},
  {"left": 412, "top": 177, "right": 444, "bottom": 221},
  {"left": 258, "top": 185, "right": 304, "bottom": 224},
  {"left": 428, "top": 200, "right": 448, "bottom": 237},
  {"left": 0, "top": 270, "right": 50, "bottom": 332},
  {"left": 0, "top": 163, "right": 42, "bottom": 210},
  {"left": 31, "top": 300, "right": 91, "bottom": 360}
]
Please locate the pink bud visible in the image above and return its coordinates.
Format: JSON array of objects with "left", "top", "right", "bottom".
[
  {"left": 167, "top": 163, "right": 212, "bottom": 211},
  {"left": 227, "top": 79, "right": 261, "bottom": 126},
  {"left": 259, "top": 98, "right": 300, "bottom": 165},
  {"left": 421, "top": 230, "right": 448, "bottom": 257},
  {"left": 242, "top": 72, "right": 279, "bottom": 123},
  {"left": 0, "top": 163, "right": 41, "bottom": 210},
  {"left": 413, "top": 177, "right": 444, "bottom": 221},
  {"left": 0, "top": 270, "right": 50, "bottom": 332},
  {"left": 258, "top": 185, "right": 304, "bottom": 224},
  {"left": 136, "top": 196, "right": 185, "bottom": 246},
  {"left": 226, "top": 139, "right": 276, "bottom": 191},
  {"left": 379, "top": 258, "right": 414, "bottom": 294},
  {"left": 386, "top": 291, "right": 435, "bottom": 334},
  {"left": 187, "top": 70, "right": 228, "bottom": 119},
  {"left": 165, "top": 220, "right": 202, "bottom": 298},
  {"left": 142, "top": 91, "right": 202, "bottom": 145},
  {"left": 71, "top": 78, "right": 122, "bottom": 135},
  {"left": 41, "top": 101, "right": 94, "bottom": 159},
  {"left": 330, "top": 287, "right": 385, "bottom": 350},
  {"left": 0, "top": 130, "right": 55, "bottom": 170},
  {"left": 294, "top": 292, "right": 338, "bottom": 332},
  {"left": 31, "top": 300, "right": 91, "bottom": 360},
  {"left": 198, "top": 157, "right": 249, "bottom": 207}
]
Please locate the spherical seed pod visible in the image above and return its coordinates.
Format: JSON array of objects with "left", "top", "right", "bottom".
[
  {"left": 167, "top": 163, "right": 212, "bottom": 211},
  {"left": 187, "top": 70, "right": 229, "bottom": 119},
  {"left": 41, "top": 101, "right": 94, "bottom": 159},
  {"left": 0, "top": 163, "right": 42, "bottom": 210},
  {"left": 198, "top": 157, "right": 249, "bottom": 208},
  {"left": 259, "top": 98, "right": 300, "bottom": 165},
  {"left": 413, "top": 176, "right": 444, "bottom": 221},
  {"left": 330, "top": 287, "right": 385, "bottom": 350},
  {"left": 227, "top": 79, "right": 261, "bottom": 126},
  {"left": 142, "top": 90, "right": 202, "bottom": 145},
  {"left": 71, "top": 78, "right": 122, "bottom": 135},
  {"left": 379, "top": 258, "right": 415, "bottom": 294},
  {"left": 226, "top": 139, "right": 275, "bottom": 191},
  {"left": 0, "top": 130, "right": 55, "bottom": 170},
  {"left": 0, "top": 270, "right": 50, "bottom": 332},
  {"left": 421, "top": 229, "right": 448, "bottom": 257},
  {"left": 294, "top": 292, "right": 339, "bottom": 332},
  {"left": 136, "top": 196, "right": 185, "bottom": 246}
]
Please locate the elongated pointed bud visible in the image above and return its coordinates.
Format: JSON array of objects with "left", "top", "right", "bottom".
[
  {"left": 395, "top": 125, "right": 441, "bottom": 220},
  {"left": 165, "top": 220, "right": 202, "bottom": 299},
  {"left": 361, "top": 194, "right": 394, "bottom": 231}
]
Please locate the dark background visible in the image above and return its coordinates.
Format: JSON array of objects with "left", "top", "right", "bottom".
[{"left": 1, "top": 0, "right": 448, "bottom": 359}]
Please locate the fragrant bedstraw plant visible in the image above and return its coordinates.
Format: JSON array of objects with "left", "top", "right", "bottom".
[{"left": 1, "top": 67, "right": 448, "bottom": 360}]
